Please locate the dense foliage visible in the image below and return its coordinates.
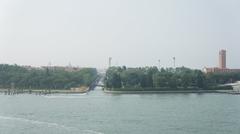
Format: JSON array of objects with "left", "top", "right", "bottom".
[
  {"left": 105, "top": 66, "right": 239, "bottom": 90},
  {"left": 0, "top": 64, "right": 98, "bottom": 89}
]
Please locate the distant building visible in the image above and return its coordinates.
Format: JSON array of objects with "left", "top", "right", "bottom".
[
  {"left": 219, "top": 49, "right": 226, "bottom": 69},
  {"left": 22, "top": 65, "right": 42, "bottom": 70},
  {"left": 41, "top": 66, "right": 82, "bottom": 72},
  {"left": 203, "top": 67, "right": 240, "bottom": 73},
  {"left": 203, "top": 50, "right": 240, "bottom": 73}
]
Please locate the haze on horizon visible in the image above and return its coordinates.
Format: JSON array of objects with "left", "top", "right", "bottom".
[{"left": 0, "top": 0, "right": 239, "bottom": 69}]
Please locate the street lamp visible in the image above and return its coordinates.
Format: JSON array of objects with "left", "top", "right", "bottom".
[
  {"left": 158, "top": 59, "right": 161, "bottom": 70},
  {"left": 108, "top": 57, "right": 112, "bottom": 68},
  {"left": 173, "top": 57, "right": 176, "bottom": 68}
]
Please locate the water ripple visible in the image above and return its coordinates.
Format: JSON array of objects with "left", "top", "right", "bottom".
[
  {"left": 0, "top": 115, "right": 105, "bottom": 134},
  {"left": 0, "top": 115, "right": 73, "bottom": 130}
]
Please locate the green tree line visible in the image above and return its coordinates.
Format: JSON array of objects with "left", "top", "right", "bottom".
[
  {"left": 105, "top": 66, "right": 239, "bottom": 90},
  {"left": 0, "top": 64, "right": 98, "bottom": 89}
]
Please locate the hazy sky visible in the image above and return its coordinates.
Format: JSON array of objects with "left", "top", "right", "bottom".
[{"left": 0, "top": 0, "right": 239, "bottom": 69}]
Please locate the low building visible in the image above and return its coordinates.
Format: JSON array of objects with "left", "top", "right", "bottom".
[{"left": 203, "top": 67, "right": 240, "bottom": 73}]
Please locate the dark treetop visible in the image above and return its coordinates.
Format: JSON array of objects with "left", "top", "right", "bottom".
[
  {"left": 105, "top": 66, "right": 238, "bottom": 90},
  {"left": 0, "top": 64, "right": 98, "bottom": 89}
]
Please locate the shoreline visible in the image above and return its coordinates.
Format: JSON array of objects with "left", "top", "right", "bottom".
[
  {"left": 103, "top": 89, "right": 238, "bottom": 94},
  {"left": 0, "top": 89, "right": 88, "bottom": 95}
]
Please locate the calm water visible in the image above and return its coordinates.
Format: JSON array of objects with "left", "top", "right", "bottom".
[{"left": 0, "top": 87, "right": 240, "bottom": 134}]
